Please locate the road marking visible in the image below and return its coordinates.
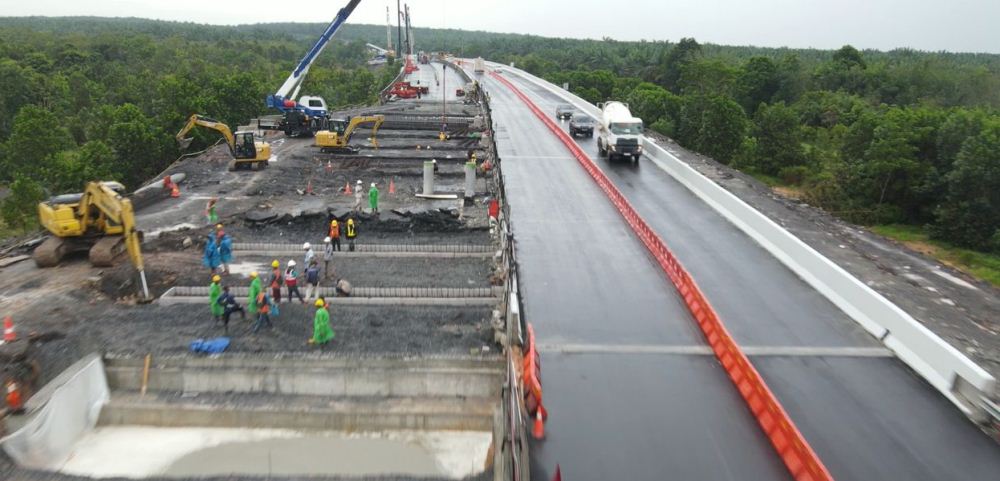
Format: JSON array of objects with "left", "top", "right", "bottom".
[{"left": 536, "top": 343, "right": 893, "bottom": 357}]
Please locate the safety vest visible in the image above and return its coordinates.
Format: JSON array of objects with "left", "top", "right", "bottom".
[
  {"left": 346, "top": 223, "right": 356, "bottom": 238},
  {"left": 284, "top": 269, "right": 298, "bottom": 286},
  {"left": 257, "top": 292, "right": 269, "bottom": 314},
  {"left": 330, "top": 224, "right": 340, "bottom": 238}
]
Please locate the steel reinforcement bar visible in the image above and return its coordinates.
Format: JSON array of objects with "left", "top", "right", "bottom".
[{"left": 491, "top": 71, "right": 834, "bottom": 481}]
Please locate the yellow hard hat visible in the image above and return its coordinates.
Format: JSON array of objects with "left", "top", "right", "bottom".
[
  {"left": 331, "top": 220, "right": 338, "bottom": 225},
  {"left": 212, "top": 275, "right": 221, "bottom": 282},
  {"left": 216, "top": 224, "right": 223, "bottom": 229},
  {"left": 315, "top": 299, "right": 325, "bottom": 307},
  {"left": 250, "top": 271, "right": 258, "bottom": 278},
  {"left": 347, "top": 218, "right": 354, "bottom": 224},
  {"left": 271, "top": 260, "right": 279, "bottom": 268}
]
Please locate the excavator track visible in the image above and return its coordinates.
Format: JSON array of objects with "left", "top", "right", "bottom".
[
  {"left": 32, "top": 237, "right": 69, "bottom": 267},
  {"left": 89, "top": 236, "right": 125, "bottom": 267}
]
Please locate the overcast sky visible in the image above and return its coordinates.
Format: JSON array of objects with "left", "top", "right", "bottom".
[{"left": 5, "top": 0, "right": 1000, "bottom": 53}]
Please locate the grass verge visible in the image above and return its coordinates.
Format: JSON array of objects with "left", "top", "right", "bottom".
[{"left": 870, "top": 224, "right": 1000, "bottom": 288}]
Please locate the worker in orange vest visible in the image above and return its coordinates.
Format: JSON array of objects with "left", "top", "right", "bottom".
[{"left": 328, "top": 219, "right": 341, "bottom": 252}]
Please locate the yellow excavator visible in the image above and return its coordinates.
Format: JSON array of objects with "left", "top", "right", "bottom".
[
  {"left": 315, "top": 115, "right": 384, "bottom": 153},
  {"left": 34, "top": 181, "right": 151, "bottom": 300},
  {"left": 176, "top": 114, "right": 271, "bottom": 170}
]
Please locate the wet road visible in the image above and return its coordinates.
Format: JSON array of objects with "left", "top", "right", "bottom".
[
  {"left": 483, "top": 69, "right": 1000, "bottom": 480},
  {"left": 480, "top": 72, "right": 790, "bottom": 481}
]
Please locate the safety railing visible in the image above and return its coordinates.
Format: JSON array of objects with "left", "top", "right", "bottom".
[{"left": 480, "top": 67, "right": 530, "bottom": 481}]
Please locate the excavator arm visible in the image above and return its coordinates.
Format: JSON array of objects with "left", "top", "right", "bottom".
[
  {"left": 78, "top": 182, "right": 150, "bottom": 299},
  {"left": 343, "top": 115, "right": 385, "bottom": 146},
  {"left": 176, "top": 114, "right": 236, "bottom": 156}
]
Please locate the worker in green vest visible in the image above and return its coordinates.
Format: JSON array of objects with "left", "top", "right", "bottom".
[
  {"left": 209, "top": 275, "right": 223, "bottom": 324},
  {"left": 308, "top": 299, "right": 334, "bottom": 345},
  {"left": 247, "top": 271, "right": 262, "bottom": 317}
]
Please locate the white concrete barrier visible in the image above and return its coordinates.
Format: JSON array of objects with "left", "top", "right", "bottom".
[{"left": 483, "top": 60, "right": 996, "bottom": 419}]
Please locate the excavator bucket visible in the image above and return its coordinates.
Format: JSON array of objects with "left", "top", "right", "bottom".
[{"left": 178, "top": 137, "right": 194, "bottom": 150}]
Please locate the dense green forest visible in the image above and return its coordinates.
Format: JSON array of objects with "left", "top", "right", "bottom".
[
  {"left": 2, "top": 18, "right": 999, "bottom": 263},
  {"left": 0, "top": 17, "right": 396, "bottom": 232}
]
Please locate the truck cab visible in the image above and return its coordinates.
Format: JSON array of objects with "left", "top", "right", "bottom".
[{"left": 597, "top": 101, "right": 643, "bottom": 163}]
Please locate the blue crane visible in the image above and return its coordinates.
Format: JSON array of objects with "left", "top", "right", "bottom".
[{"left": 265, "top": 0, "right": 363, "bottom": 136}]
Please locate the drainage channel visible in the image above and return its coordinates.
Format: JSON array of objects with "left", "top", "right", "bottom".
[
  {"left": 50, "top": 354, "right": 504, "bottom": 480},
  {"left": 160, "top": 285, "right": 503, "bottom": 306}
]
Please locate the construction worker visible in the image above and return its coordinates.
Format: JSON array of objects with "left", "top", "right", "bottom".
[
  {"left": 247, "top": 271, "right": 262, "bottom": 316},
  {"left": 335, "top": 278, "right": 352, "bottom": 297},
  {"left": 305, "top": 260, "right": 321, "bottom": 301},
  {"left": 328, "top": 220, "right": 341, "bottom": 251},
  {"left": 205, "top": 197, "right": 218, "bottom": 225},
  {"left": 303, "top": 242, "right": 316, "bottom": 267},
  {"left": 215, "top": 223, "right": 225, "bottom": 243},
  {"left": 353, "top": 180, "right": 364, "bottom": 212},
  {"left": 346, "top": 218, "right": 358, "bottom": 251},
  {"left": 369, "top": 182, "right": 380, "bottom": 214},
  {"left": 308, "top": 298, "right": 334, "bottom": 345},
  {"left": 253, "top": 290, "right": 272, "bottom": 333},
  {"left": 269, "top": 260, "right": 283, "bottom": 304},
  {"left": 216, "top": 286, "right": 246, "bottom": 332},
  {"left": 323, "top": 237, "right": 335, "bottom": 280},
  {"left": 218, "top": 231, "right": 233, "bottom": 275},
  {"left": 209, "top": 275, "right": 223, "bottom": 323},
  {"left": 284, "top": 260, "right": 305, "bottom": 304},
  {"left": 203, "top": 235, "right": 221, "bottom": 275}
]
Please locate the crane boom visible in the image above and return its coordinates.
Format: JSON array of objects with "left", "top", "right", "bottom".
[{"left": 266, "top": 0, "right": 363, "bottom": 116}]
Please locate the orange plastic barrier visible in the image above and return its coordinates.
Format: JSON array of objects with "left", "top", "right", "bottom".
[{"left": 492, "top": 71, "right": 833, "bottom": 481}]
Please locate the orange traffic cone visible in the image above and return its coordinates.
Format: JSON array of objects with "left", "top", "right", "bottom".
[
  {"left": 532, "top": 407, "right": 545, "bottom": 439},
  {"left": 3, "top": 316, "right": 14, "bottom": 342},
  {"left": 389, "top": 178, "right": 396, "bottom": 195},
  {"left": 305, "top": 179, "right": 313, "bottom": 195},
  {"left": 171, "top": 186, "right": 180, "bottom": 198},
  {"left": 325, "top": 160, "right": 333, "bottom": 173},
  {"left": 344, "top": 182, "right": 352, "bottom": 195},
  {"left": 551, "top": 465, "right": 562, "bottom": 481},
  {"left": 5, "top": 381, "right": 22, "bottom": 412}
]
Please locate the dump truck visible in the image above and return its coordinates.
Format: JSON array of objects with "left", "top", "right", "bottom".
[{"left": 597, "top": 101, "right": 643, "bottom": 163}]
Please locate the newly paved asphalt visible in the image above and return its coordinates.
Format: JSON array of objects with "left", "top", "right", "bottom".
[{"left": 482, "top": 69, "right": 1000, "bottom": 481}]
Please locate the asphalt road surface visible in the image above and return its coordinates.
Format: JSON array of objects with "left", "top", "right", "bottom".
[{"left": 483, "top": 69, "right": 1000, "bottom": 481}]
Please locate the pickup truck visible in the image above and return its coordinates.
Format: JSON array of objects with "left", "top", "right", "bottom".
[
  {"left": 555, "top": 104, "right": 575, "bottom": 120},
  {"left": 569, "top": 114, "right": 594, "bottom": 137}
]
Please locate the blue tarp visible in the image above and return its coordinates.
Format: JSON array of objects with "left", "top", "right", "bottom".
[{"left": 189, "top": 337, "right": 230, "bottom": 354}]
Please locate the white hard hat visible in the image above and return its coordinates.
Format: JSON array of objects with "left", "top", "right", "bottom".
[
  {"left": 288, "top": 260, "right": 297, "bottom": 267},
  {"left": 356, "top": 179, "right": 363, "bottom": 184},
  {"left": 324, "top": 236, "right": 331, "bottom": 243},
  {"left": 371, "top": 182, "right": 376, "bottom": 188},
  {"left": 303, "top": 242, "right": 311, "bottom": 250}
]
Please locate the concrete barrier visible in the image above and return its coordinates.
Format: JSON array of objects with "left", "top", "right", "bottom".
[
  {"left": 488, "top": 60, "right": 996, "bottom": 418},
  {"left": 105, "top": 355, "right": 503, "bottom": 399}
]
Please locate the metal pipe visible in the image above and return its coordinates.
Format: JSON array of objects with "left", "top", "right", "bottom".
[{"left": 423, "top": 160, "right": 435, "bottom": 195}]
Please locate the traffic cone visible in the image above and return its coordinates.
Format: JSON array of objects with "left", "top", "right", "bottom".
[
  {"left": 344, "top": 182, "right": 352, "bottom": 196},
  {"left": 551, "top": 465, "right": 562, "bottom": 481},
  {"left": 171, "top": 185, "right": 180, "bottom": 198},
  {"left": 306, "top": 179, "right": 313, "bottom": 195},
  {"left": 389, "top": 178, "right": 396, "bottom": 195},
  {"left": 6, "top": 381, "right": 22, "bottom": 412},
  {"left": 3, "top": 316, "right": 15, "bottom": 342},
  {"left": 325, "top": 160, "right": 333, "bottom": 173},
  {"left": 532, "top": 407, "right": 545, "bottom": 439}
]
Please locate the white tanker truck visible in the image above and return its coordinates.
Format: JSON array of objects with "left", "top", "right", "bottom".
[{"left": 597, "top": 101, "right": 643, "bottom": 163}]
